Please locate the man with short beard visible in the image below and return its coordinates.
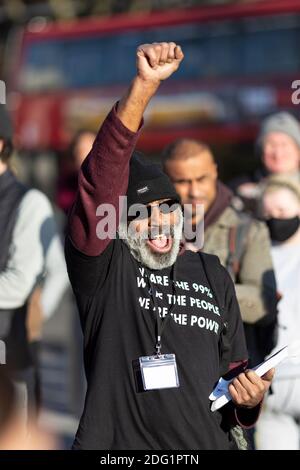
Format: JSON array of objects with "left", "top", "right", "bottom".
[
  {"left": 65, "top": 42, "right": 273, "bottom": 450},
  {"left": 162, "top": 139, "right": 278, "bottom": 368}
]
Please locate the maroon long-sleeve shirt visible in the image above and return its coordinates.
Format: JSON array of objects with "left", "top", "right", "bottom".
[{"left": 68, "top": 104, "right": 140, "bottom": 256}]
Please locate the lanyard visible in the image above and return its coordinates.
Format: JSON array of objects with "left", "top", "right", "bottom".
[{"left": 146, "top": 264, "right": 177, "bottom": 357}]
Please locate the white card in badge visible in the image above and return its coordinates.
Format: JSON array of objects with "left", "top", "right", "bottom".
[{"left": 139, "top": 354, "right": 180, "bottom": 391}]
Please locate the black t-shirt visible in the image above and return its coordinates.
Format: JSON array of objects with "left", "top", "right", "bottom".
[{"left": 65, "top": 237, "right": 247, "bottom": 450}]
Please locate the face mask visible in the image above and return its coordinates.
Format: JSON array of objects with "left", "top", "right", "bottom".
[{"left": 266, "top": 216, "right": 300, "bottom": 242}]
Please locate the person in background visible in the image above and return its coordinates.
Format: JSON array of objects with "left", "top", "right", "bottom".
[
  {"left": 0, "top": 368, "right": 56, "bottom": 449},
  {"left": 163, "top": 139, "right": 279, "bottom": 369},
  {"left": 256, "top": 176, "right": 300, "bottom": 450},
  {"left": 55, "top": 128, "right": 96, "bottom": 412},
  {"left": 0, "top": 104, "right": 69, "bottom": 420},
  {"left": 230, "top": 112, "right": 300, "bottom": 215},
  {"left": 56, "top": 129, "right": 97, "bottom": 217}
]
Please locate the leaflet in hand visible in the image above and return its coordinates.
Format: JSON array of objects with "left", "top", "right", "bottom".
[{"left": 209, "top": 346, "right": 288, "bottom": 412}]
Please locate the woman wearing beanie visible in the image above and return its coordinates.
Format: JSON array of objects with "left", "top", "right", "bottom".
[
  {"left": 256, "top": 176, "right": 300, "bottom": 449},
  {"left": 230, "top": 112, "right": 300, "bottom": 215}
]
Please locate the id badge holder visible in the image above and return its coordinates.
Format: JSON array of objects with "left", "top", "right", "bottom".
[{"left": 139, "top": 354, "right": 180, "bottom": 391}]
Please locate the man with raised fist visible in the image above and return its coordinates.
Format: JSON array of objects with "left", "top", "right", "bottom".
[{"left": 65, "top": 42, "right": 273, "bottom": 450}]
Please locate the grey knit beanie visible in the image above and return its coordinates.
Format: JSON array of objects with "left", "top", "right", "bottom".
[{"left": 257, "top": 112, "right": 300, "bottom": 153}]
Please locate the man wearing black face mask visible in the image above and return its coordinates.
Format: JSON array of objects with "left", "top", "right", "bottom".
[{"left": 257, "top": 176, "right": 300, "bottom": 450}]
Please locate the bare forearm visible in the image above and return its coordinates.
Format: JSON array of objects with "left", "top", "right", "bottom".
[{"left": 117, "top": 76, "right": 159, "bottom": 132}]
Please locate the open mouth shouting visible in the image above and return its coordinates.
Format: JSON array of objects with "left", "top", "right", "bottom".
[{"left": 146, "top": 233, "right": 173, "bottom": 254}]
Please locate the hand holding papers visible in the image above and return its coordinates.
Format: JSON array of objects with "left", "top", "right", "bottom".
[{"left": 209, "top": 346, "right": 289, "bottom": 412}]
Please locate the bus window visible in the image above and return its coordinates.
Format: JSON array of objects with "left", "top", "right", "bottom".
[
  {"left": 19, "top": 12, "right": 300, "bottom": 94},
  {"left": 242, "top": 14, "right": 300, "bottom": 76}
]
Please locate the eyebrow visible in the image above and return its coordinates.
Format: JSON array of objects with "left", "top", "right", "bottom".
[{"left": 173, "top": 175, "right": 208, "bottom": 183}]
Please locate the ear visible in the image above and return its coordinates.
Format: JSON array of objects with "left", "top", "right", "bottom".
[
  {"left": 0, "top": 139, "right": 3, "bottom": 153},
  {"left": 213, "top": 162, "right": 218, "bottom": 179}
]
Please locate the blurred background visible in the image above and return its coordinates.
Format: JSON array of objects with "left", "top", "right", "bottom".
[{"left": 1, "top": 0, "right": 300, "bottom": 448}]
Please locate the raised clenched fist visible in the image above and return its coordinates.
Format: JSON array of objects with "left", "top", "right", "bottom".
[{"left": 136, "top": 42, "right": 184, "bottom": 83}]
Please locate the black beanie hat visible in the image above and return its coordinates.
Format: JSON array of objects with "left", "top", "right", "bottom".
[
  {"left": 0, "top": 105, "right": 13, "bottom": 141},
  {"left": 127, "top": 152, "right": 181, "bottom": 207}
]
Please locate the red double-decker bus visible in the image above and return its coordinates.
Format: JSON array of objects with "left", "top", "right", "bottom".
[{"left": 6, "top": 0, "right": 300, "bottom": 152}]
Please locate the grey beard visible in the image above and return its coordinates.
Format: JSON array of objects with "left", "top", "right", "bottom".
[{"left": 118, "top": 208, "right": 183, "bottom": 270}]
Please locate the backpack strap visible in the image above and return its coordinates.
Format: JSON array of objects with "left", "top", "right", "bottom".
[
  {"left": 226, "top": 213, "right": 252, "bottom": 280},
  {"left": 227, "top": 226, "right": 238, "bottom": 278},
  {"left": 198, "top": 252, "right": 231, "bottom": 376}
]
